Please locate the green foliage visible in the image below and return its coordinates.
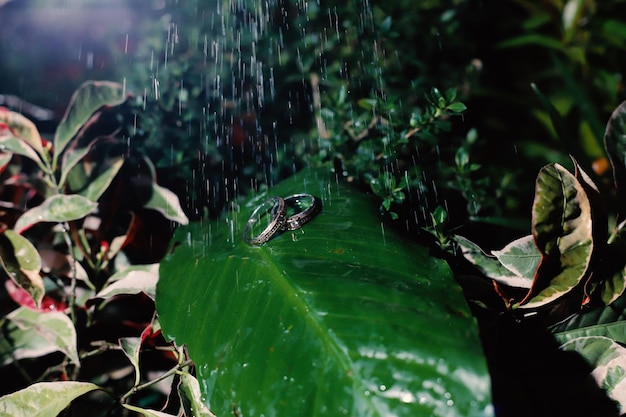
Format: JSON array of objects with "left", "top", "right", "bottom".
[
  {"left": 157, "top": 168, "right": 493, "bottom": 417},
  {"left": 455, "top": 100, "right": 626, "bottom": 311},
  {"left": 453, "top": 100, "right": 626, "bottom": 412},
  {"left": 0, "top": 82, "right": 195, "bottom": 416}
]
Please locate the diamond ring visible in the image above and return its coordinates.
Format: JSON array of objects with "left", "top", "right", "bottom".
[{"left": 243, "top": 196, "right": 287, "bottom": 245}]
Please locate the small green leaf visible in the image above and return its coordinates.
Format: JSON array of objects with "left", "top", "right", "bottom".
[
  {"left": 94, "top": 264, "right": 159, "bottom": 301},
  {"left": 122, "top": 404, "right": 177, "bottom": 417},
  {"left": 53, "top": 81, "right": 126, "bottom": 165},
  {"left": 519, "top": 163, "right": 593, "bottom": 309},
  {"left": 178, "top": 372, "right": 217, "bottom": 417},
  {"left": 0, "top": 231, "right": 44, "bottom": 308},
  {"left": 530, "top": 83, "right": 569, "bottom": 144},
  {"left": 0, "top": 381, "right": 100, "bottom": 417},
  {"left": 491, "top": 235, "right": 541, "bottom": 281},
  {"left": 144, "top": 183, "right": 189, "bottom": 225},
  {"left": 3, "top": 307, "right": 79, "bottom": 365},
  {"left": 14, "top": 194, "right": 98, "bottom": 233},
  {"left": 446, "top": 102, "right": 467, "bottom": 113},
  {"left": 604, "top": 100, "right": 626, "bottom": 216},
  {"left": 496, "top": 34, "right": 565, "bottom": 50},
  {"left": 561, "top": 336, "right": 626, "bottom": 412},
  {"left": 120, "top": 337, "right": 142, "bottom": 386},
  {"left": 357, "top": 98, "right": 377, "bottom": 110}
]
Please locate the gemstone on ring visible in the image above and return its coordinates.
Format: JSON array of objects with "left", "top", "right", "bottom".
[
  {"left": 243, "top": 196, "right": 287, "bottom": 245},
  {"left": 283, "top": 193, "right": 322, "bottom": 231}
]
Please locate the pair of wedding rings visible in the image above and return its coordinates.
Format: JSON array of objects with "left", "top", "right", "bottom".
[{"left": 243, "top": 193, "right": 322, "bottom": 246}]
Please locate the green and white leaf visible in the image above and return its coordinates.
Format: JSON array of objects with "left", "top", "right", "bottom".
[
  {"left": 0, "top": 128, "right": 46, "bottom": 171},
  {"left": 79, "top": 157, "right": 125, "bottom": 202},
  {"left": 520, "top": 163, "right": 593, "bottom": 309},
  {"left": 14, "top": 194, "right": 98, "bottom": 233},
  {"left": 561, "top": 336, "right": 626, "bottom": 412},
  {"left": 455, "top": 235, "right": 531, "bottom": 288},
  {"left": 95, "top": 264, "right": 159, "bottom": 301},
  {"left": 120, "top": 337, "right": 142, "bottom": 386},
  {"left": 2, "top": 307, "right": 79, "bottom": 365},
  {"left": 178, "top": 372, "right": 217, "bottom": 417},
  {"left": 54, "top": 81, "right": 126, "bottom": 163},
  {"left": 0, "top": 109, "right": 47, "bottom": 162},
  {"left": 144, "top": 183, "right": 189, "bottom": 225},
  {"left": 0, "top": 381, "right": 100, "bottom": 417},
  {"left": 0, "top": 230, "right": 44, "bottom": 308},
  {"left": 491, "top": 234, "right": 540, "bottom": 286}
]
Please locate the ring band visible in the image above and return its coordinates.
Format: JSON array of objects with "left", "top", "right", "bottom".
[
  {"left": 283, "top": 193, "right": 322, "bottom": 230},
  {"left": 243, "top": 196, "right": 286, "bottom": 245}
]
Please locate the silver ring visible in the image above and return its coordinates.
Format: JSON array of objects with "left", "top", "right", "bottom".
[
  {"left": 243, "top": 196, "right": 286, "bottom": 245},
  {"left": 283, "top": 193, "right": 322, "bottom": 230}
]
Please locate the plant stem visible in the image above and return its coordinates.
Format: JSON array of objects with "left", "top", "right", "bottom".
[{"left": 119, "top": 359, "right": 193, "bottom": 405}]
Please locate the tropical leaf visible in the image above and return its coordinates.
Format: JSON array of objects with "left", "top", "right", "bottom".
[
  {"left": 94, "top": 264, "right": 159, "bottom": 301},
  {"left": 1, "top": 307, "right": 79, "bottom": 365},
  {"left": 79, "top": 157, "right": 125, "bottom": 202},
  {"left": 0, "top": 123, "right": 47, "bottom": 172},
  {"left": 53, "top": 81, "right": 126, "bottom": 165},
  {"left": 551, "top": 292, "right": 626, "bottom": 345},
  {"left": 604, "top": 100, "right": 626, "bottom": 216},
  {"left": 120, "top": 337, "right": 142, "bottom": 386},
  {"left": 0, "top": 108, "right": 46, "bottom": 161},
  {"left": 519, "top": 163, "right": 593, "bottom": 309},
  {"left": 561, "top": 336, "right": 626, "bottom": 413},
  {"left": 178, "top": 372, "right": 217, "bottom": 417},
  {"left": 14, "top": 194, "right": 98, "bottom": 233},
  {"left": 454, "top": 235, "right": 532, "bottom": 288},
  {"left": 0, "top": 381, "right": 100, "bottom": 417},
  {"left": 492, "top": 235, "right": 540, "bottom": 283},
  {"left": 157, "top": 168, "right": 493, "bottom": 417},
  {"left": 58, "top": 136, "right": 103, "bottom": 189},
  {"left": 144, "top": 183, "right": 189, "bottom": 225},
  {"left": 0, "top": 230, "right": 44, "bottom": 308}
]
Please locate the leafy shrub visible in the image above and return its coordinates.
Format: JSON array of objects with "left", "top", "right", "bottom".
[
  {"left": 453, "top": 100, "right": 626, "bottom": 413},
  {"left": 0, "top": 81, "right": 203, "bottom": 416}
]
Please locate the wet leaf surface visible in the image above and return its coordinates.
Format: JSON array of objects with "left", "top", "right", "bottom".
[{"left": 157, "top": 168, "right": 492, "bottom": 417}]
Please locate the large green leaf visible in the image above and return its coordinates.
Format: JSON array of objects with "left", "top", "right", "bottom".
[
  {"left": 157, "top": 168, "right": 492, "bottom": 417},
  {"left": 53, "top": 81, "right": 126, "bottom": 166},
  {"left": 520, "top": 163, "right": 593, "bottom": 309},
  {"left": 604, "top": 100, "right": 626, "bottom": 216},
  {"left": 0, "top": 381, "right": 100, "bottom": 417}
]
